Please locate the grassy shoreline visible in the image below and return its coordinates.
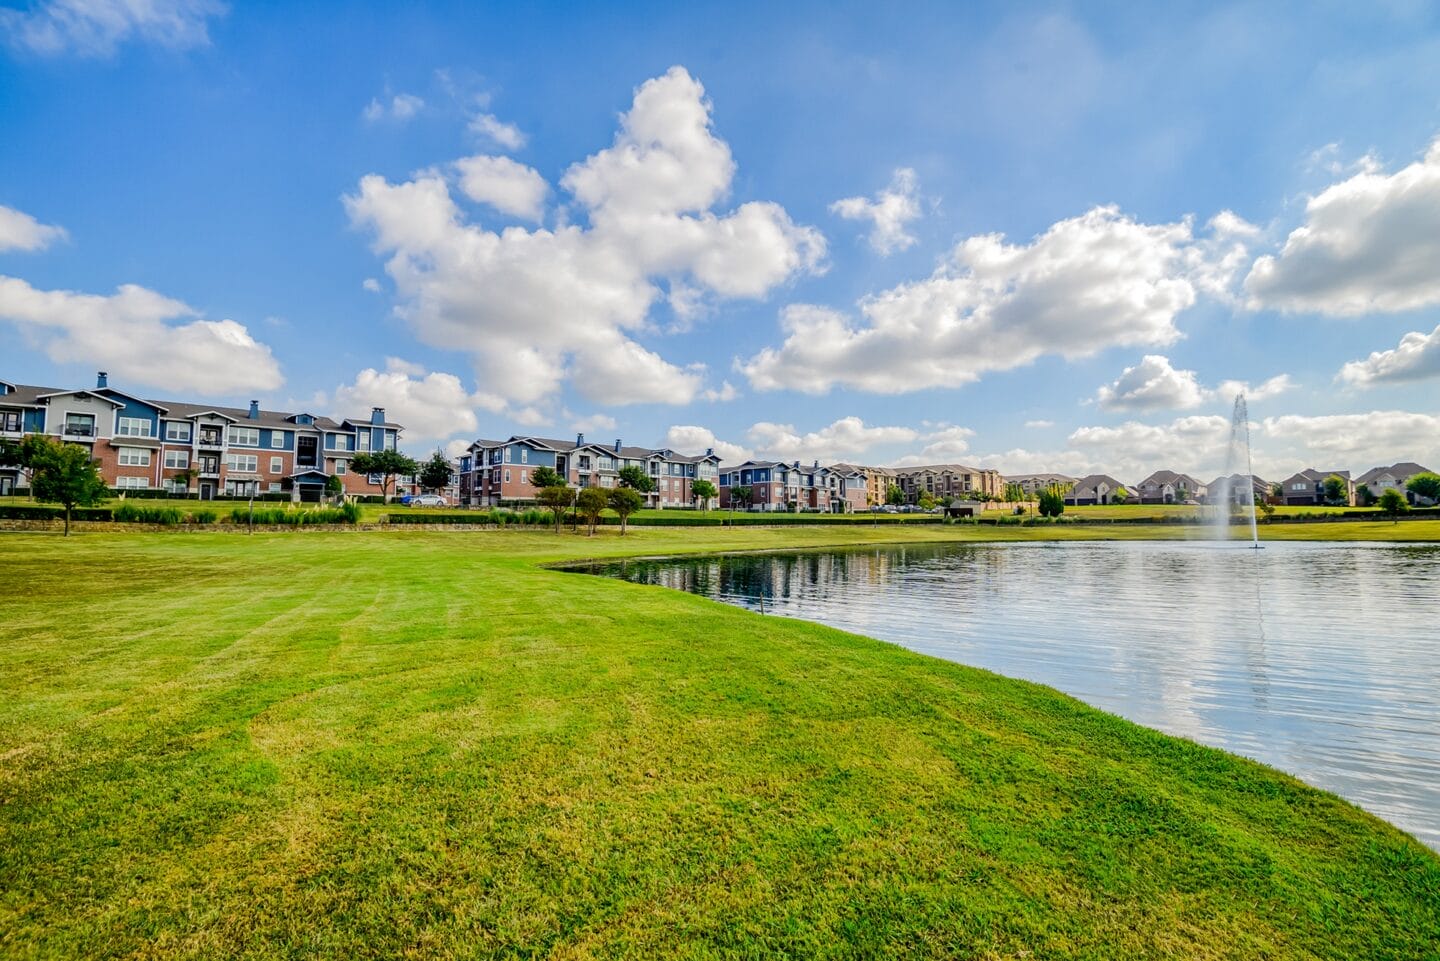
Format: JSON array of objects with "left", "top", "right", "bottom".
[{"left": 2, "top": 527, "right": 1437, "bottom": 958}]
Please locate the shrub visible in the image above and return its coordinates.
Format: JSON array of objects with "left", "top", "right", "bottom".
[
  {"left": 113, "top": 503, "right": 185, "bottom": 525},
  {"left": 191, "top": 509, "right": 218, "bottom": 524}
]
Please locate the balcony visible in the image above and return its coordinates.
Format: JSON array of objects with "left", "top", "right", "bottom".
[
  {"left": 198, "top": 432, "right": 224, "bottom": 448},
  {"left": 62, "top": 424, "right": 95, "bottom": 439}
]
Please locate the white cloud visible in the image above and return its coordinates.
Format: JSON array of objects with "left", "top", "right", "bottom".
[
  {"left": 1245, "top": 139, "right": 1440, "bottom": 315},
  {"left": 747, "top": 416, "right": 917, "bottom": 463},
  {"left": 0, "top": 204, "right": 67, "bottom": 252},
  {"left": 891, "top": 426, "right": 977, "bottom": 467},
  {"left": 0, "top": 0, "right": 225, "bottom": 56},
  {"left": 1337, "top": 324, "right": 1440, "bottom": 388},
  {"left": 570, "top": 412, "right": 617, "bottom": 433},
  {"left": 1096, "top": 355, "right": 1294, "bottom": 411},
  {"left": 1097, "top": 355, "right": 1208, "bottom": 411},
  {"left": 1024, "top": 419, "right": 1054, "bottom": 429},
  {"left": 743, "top": 205, "right": 1239, "bottom": 395},
  {"left": 362, "top": 277, "right": 382, "bottom": 293},
  {"left": 469, "top": 112, "right": 526, "bottom": 151},
  {"left": 363, "top": 93, "right": 425, "bottom": 123},
  {"left": 1258, "top": 411, "right": 1440, "bottom": 469},
  {"left": 0, "top": 274, "right": 281, "bottom": 394},
  {"left": 700, "top": 380, "right": 739, "bottom": 402},
  {"left": 332, "top": 358, "right": 496, "bottom": 444},
  {"left": 347, "top": 66, "right": 824, "bottom": 407},
  {"left": 443, "top": 438, "right": 472, "bottom": 460},
  {"left": 511, "top": 406, "right": 550, "bottom": 428},
  {"left": 664, "top": 424, "right": 751, "bottom": 464},
  {"left": 454, "top": 155, "right": 548, "bottom": 222},
  {"left": 830, "top": 167, "right": 922, "bottom": 255}
]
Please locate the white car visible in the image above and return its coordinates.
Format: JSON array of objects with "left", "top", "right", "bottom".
[{"left": 410, "top": 493, "right": 448, "bottom": 507}]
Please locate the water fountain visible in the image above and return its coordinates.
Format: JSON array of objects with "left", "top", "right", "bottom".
[{"left": 1213, "top": 394, "right": 1262, "bottom": 548}]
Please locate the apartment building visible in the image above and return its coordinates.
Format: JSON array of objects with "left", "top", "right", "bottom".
[
  {"left": 717, "top": 460, "right": 869, "bottom": 512},
  {"left": 0, "top": 373, "right": 402, "bottom": 500},
  {"left": 892, "top": 464, "right": 1003, "bottom": 503},
  {"left": 457, "top": 433, "right": 722, "bottom": 508},
  {"left": 829, "top": 463, "right": 896, "bottom": 507}
]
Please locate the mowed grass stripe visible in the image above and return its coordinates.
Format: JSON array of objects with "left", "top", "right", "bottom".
[{"left": 0, "top": 528, "right": 1437, "bottom": 959}]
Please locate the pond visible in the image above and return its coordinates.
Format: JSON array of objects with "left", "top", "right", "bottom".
[{"left": 571, "top": 540, "right": 1440, "bottom": 849}]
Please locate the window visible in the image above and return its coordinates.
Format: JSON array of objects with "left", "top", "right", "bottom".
[
  {"left": 118, "top": 448, "right": 151, "bottom": 467},
  {"left": 64, "top": 413, "right": 95, "bottom": 436},
  {"left": 520, "top": 470, "right": 528, "bottom": 485},
  {"left": 503, "top": 448, "right": 511, "bottom": 463},
  {"left": 269, "top": 457, "right": 283, "bottom": 474},
  {"left": 115, "top": 476, "right": 147, "bottom": 490},
  {"left": 270, "top": 431, "right": 285, "bottom": 449},
  {"left": 166, "top": 477, "right": 189, "bottom": 494},
  {"left": 269, "top": 483, "right": 282, "bottom": 493},
  {"left": 0, "top": 411, "right": 19, "bottom": 431},
  {"left": 335, "top": 460, "right": 346, "bottom": 475},
  {"left": 165, "top": 421, "right": 191, "bottom": 442},
  {"left": 226, "top": 453, "right": 258, "bottom": 472},
  {"left": 164, "top": 450, "right": 189, "bottom": 470},
  {"left": 1291, "top": 482, "right": 1306, "bottom": 491},
  {"left": 357, "top": 431, "right": 371, "bottom": 451},
  {"left": 521, "top": 448, "right": 528, "bottom": 464},
  {"left": 116, "top": 417, "right": 152, "bottom": 437},
  {"left": 228, "top": 426, "right": 259, "bottom": 446},
  {"left": 504, "top": 469, "right": 511, "bottom": 483}
]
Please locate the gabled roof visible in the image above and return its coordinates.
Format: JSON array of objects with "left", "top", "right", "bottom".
[
  {"left": 35, "top": 388, "right": 125, "bottom": 408},
  {"left": 0, "top": 384, "right": 56, "bottom": 408},
  {"left": 1356, "top": 463, "right": 1432, "bottom": 485},
  {"left": 1138, "top": 469, "right": 1205, "bottom": 489},
  {"left": 1068, "top": 473, "right": 1126, "bottom": 495},
  {"left": 97, "top": 388, "right": 170, "bottom": 413},
  {"left": 1282, "top": 468, "right": 1352, "bottom": 483}
]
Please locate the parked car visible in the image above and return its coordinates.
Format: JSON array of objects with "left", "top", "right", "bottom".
[{"left": 409, "top": 493, "right": 448, "bottom": 507}]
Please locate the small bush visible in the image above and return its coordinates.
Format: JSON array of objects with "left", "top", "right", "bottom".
[
  {"left": 113, "top": 503, "right": 184, "bottom": 525},
  {"left": 191, "top": 509, "right": 218, "bottom": 524}
]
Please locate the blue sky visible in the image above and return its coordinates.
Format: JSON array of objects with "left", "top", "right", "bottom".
[{"left": 3, "top": 1, "right": 1440, "bottom": 480}]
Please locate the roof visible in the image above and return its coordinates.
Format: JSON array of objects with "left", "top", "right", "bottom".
[
  {"left": 1003, "top": 473, "right": 1077, "bottom": 484},
  {"left": 1068, "top": 474, "right": 1126, "bottom": 494},
  {"left": 1138, "top": 470, "right": 1205, "bottom": 488},
  {"left": 0, "top": 384, "right": 59, "bottom": 408},
  {"left": 1356, "top": 463, "right": 1433, "bottom": 485},
  {"left": 1282, "top": 468, "right": 1352, "bottom": 483}
]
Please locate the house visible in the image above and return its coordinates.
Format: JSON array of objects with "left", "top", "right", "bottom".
[
  {"left": 1204, "top": 473, "right": 1271, "bottom": 506},
  {"left": 0, "top": 373, "right": 402, "bottom": 501},
  {"left": 1355, "top": 462, "right": 1435, "bottom": 505},
  {"left": 1004, "top": 473, "right": 1077, "bottom": 498},
  {"left": 457, "top": 434, "right": 721, "bottom": 508},
  {"left": 1135, "top": 470, "right": 1207, "bottom": 505},
  {"left": 1063, "top": 474, "right": 1128, "bottom": 506},
  {"left": 1278, "top": 468, "right": 1355, "bottom": 506}
]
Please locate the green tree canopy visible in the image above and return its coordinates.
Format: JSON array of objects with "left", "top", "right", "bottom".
[
  {"left": 607, "top": 486, "right": 643, "bottom": 535},
  {"left": 1378, "top": 488, "right": 1409, "bottom": 520},
  {"left": 885, "top": 484, "right": 905, "bottom": 506},
  {"left": 1323, "top": 475, "right": 1349, "bottom": 505},
  {"left": 1037, "top": 487, "right": 1065, "bottom": 517},
  {"left": 730, "top": 485, "right": 753, "bottom": 509},
  {"left": 576, "top": 486, "right": 607, "bottom": 535},
  {"left": 536, "top": 485, "right": 574, "bottom": 532},
  {"left": 349, "top": 449, "right": 420, "bottom": 502},
  {"left": 1406, "top": 472, "right": 1440, "bottom": 503},
  {"left": 690, "top": 478, "right": 717, "bottom": 510},
  {"left": 28, "top": 436, "right": 107, "bottom": 535},
  {"left": 917, "top": 491, "right": 936, "bottom": 511},
  {"left": 419, "top": 450, "right": 454, "bottom": 492},
  {"left": 530, "top": 465, "right": 564, "bottom": 490},
  {"left": 617, "top": 464, "right": 655, "bottom": 493}
]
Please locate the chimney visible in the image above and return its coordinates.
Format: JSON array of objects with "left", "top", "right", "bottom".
[
  {"left": 794, "top": 460, "right": 801, "bottom": 468},
  {"left": 248, "top": 400, "right": 260, "bottom": 420},
  {"left": 96, "top": 371, "right": 108, "bottom": 388},
  {"left": 614, "top": 438, "right": 622, "bottom": 453},
  {"left": 576, "top": 432, "right": 584, "bottom": 447},
  {"left": 371, "top": 407, "right": 384, "bottom": 425},
  {"left": 813, "top": 459, "right": 820, "bottom": 469},
  {"left": 705, "top": 447, "right": 713, "bottom": 457}
]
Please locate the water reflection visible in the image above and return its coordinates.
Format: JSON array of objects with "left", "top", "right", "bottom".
[{"left": 576, "top": 541, "right": 1440, "bottom": 849}]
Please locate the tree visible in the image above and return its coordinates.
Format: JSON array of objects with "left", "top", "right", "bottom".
[
  {"left": 576, "top": 486, "right": 607, "bottom": 535},
  {"left": 1355, "top": 483, "right": 1375, "bottom": 507},
  {"left": 1378, "top": 488, "right": 1409, "bottom": 522},
  {"left": 1111, "top": 486, "right": 1130, "bottom": 505},
  {"left": 170, "top": 465, "right": 198, "bottom": 496},
  {"left": 1256, "top": 493, "right": 1275, "bottom": 523},
  {"left": 349, "top": 449, "right": 420, "bottom": 502},
  {"left": 1037, "top": 486, "right": 1065, "bottom": 517},
  {"left": 530, "top": 465, "right": 564, "bottom": 491},
  {"left": 1269, "top": 482, "right": 1284, "bottom": 502},
  {"left": 885, "top": 484, "right": 905, "bottom": 507},
  {"left": 730, "top": 485, "right": 753, "bottom": 509},
  {"left": 617, "top": 464, "right": 655, "bottom": 493},
  {"left": 28, "top": 436, "right": 108, "bottom": 535},
  {"left": 325, "top": 473, "right": 343, "bottom": 499},
  {"left": 1406, "top": 471, "right": 1440, "bottom": 504},
  {"left": 419, "top": 450, "right": 454, "bottom": 492},
  {"left": 691, "top": 478, "right": 717, "bottom": 511},
  {"left": 536, "top": 485, "right": 573, "bottom": 533},
  {"left": 917, "top": 491, "right": 936, "bottom": 511},
  {"left": 608, "top": 487, "right": 643, "bottom": 535},
  {"left": 1002, "top": 481, "right": 1025, "bottom": 503},
  {"left": 1323, "top": 474, "right": 1349, "bottom": 505}
]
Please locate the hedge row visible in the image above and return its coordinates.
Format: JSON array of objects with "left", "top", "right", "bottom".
[
  {"left": 0, "top": 505, "right": 114, "bottom": 521},
  {"left": 385, "top": 511, "right": 946, "bottom": 527}
]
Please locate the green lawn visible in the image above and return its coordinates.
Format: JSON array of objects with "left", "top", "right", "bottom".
[{"left": 1, "top": 527, "right": 1437, "bottom": 959}]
